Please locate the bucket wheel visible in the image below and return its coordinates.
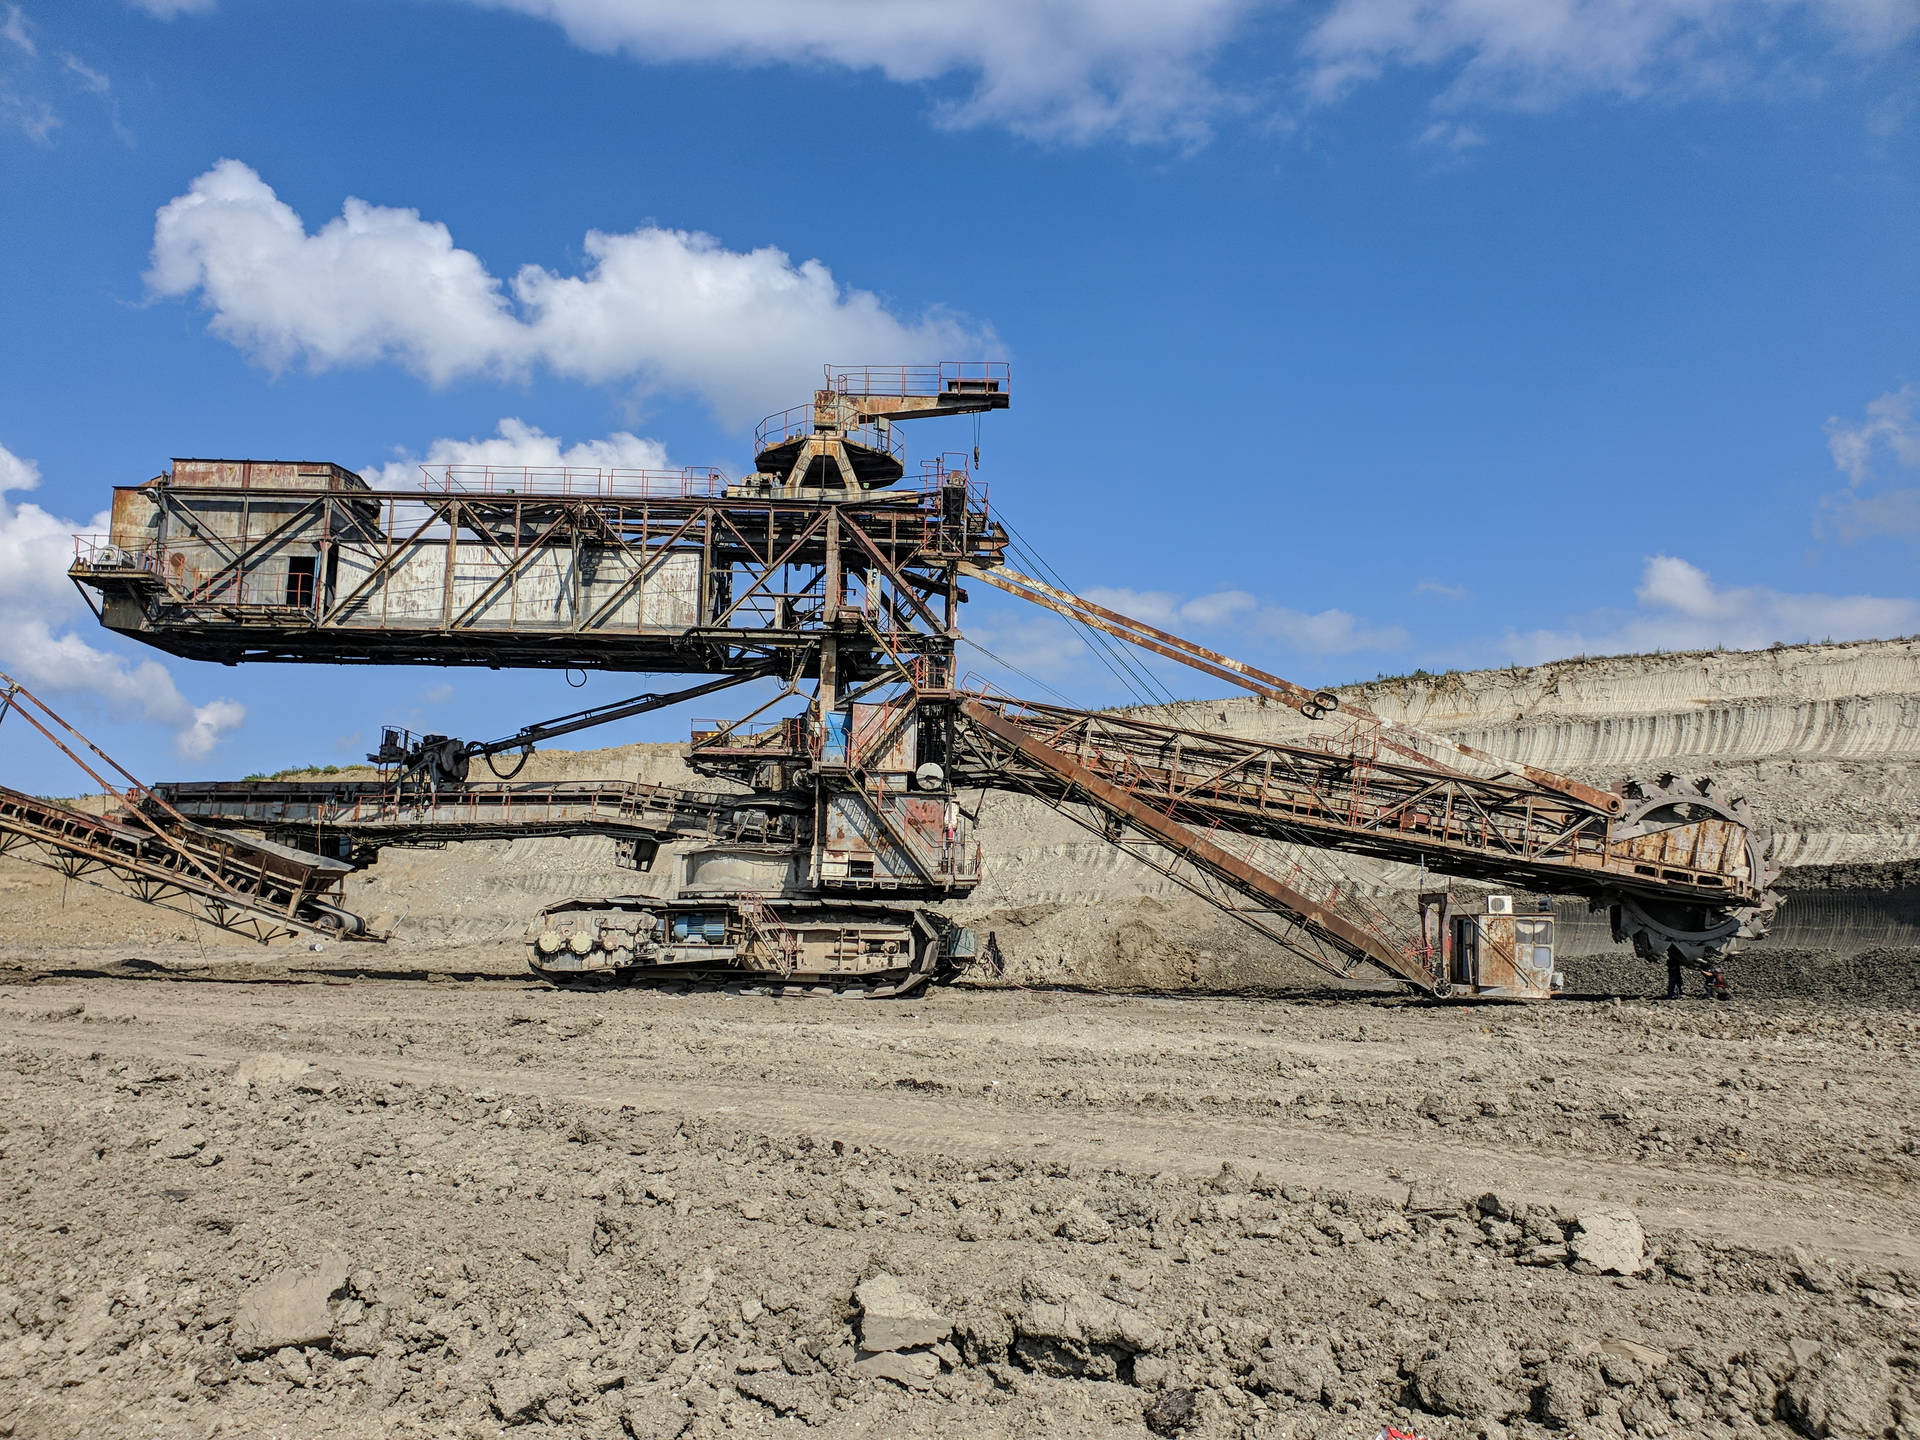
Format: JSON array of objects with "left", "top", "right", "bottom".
[{"left": 1602, "top": 773, "right": 1780, "bottom": 968}]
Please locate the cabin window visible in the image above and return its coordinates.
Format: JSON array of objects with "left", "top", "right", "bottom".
[
  {"left": 285, "top": 556, "right": 316, "bottom": 608},
  {"left": 1449, "top": 915, "right": 1478, "bottom": 985},
  {"left": 1516, "top": 917, "right": 1554, "bottom": 971}
]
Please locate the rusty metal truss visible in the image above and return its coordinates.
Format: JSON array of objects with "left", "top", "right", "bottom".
[
  {"left": 0, "top": 674, "right": 373, "bottom": 943},
  {"left": 954, "top": 697, "right": 1436, "bottom": 987},
  {"left": 952, "top": 697, "right": 1762, "bottom": 907},
  {"left": 72, "top": 468, "right": 1006, "bottom": 676},
  {"left": 152, "top": 777, "right": 762, "bottom": 863},
  {"left": 950, "top": 694, "right": 1767, "bottom": 988}
]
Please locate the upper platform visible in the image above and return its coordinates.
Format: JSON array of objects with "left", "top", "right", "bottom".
[
  {"left": 753, "top": 362, "right": 1010, "bottom": 493},
  {"left": 69, "top": 461, "right": 1006, "bottom": 675}
]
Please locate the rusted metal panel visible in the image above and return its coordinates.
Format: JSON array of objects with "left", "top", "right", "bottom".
[
  {"left": 328, "top": 540, "right": 703, "bottom": 630},
  {"left": 850, "top": 700, "right": 918, "bottom": 773},
  {"left": 1611, "top": 818, "right": 1745, "bottom": 881},
  {"left": 170, "top": 459, "right": 366, "bottom": 491},
  {"left": 107, "top": 488, "right": 160, "bottom": 550}
]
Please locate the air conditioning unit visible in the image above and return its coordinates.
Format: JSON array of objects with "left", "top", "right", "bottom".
[{"left": 1486, "top": 894, "right": 1514, "bottom": 915}]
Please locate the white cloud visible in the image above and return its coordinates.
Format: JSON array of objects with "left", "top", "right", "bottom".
[
  {"left": 958, "top": 610, "right": 1103, "bottom": 696},
  {"left": 1303, "top": 0, "right": 1920, "bottom": 110},
  {"left": 453, "top": 0, "right": 1251, "bottom": 145},
  {"left": 2, "top": 9, "right": 127, "bottom": 144},
  {"left": 97, "top": 1, "right": 1920, "bottom": 145},
  {"left": 450, "top": 0, "right": 1920, "bottom": 139},
  {"left": 145, "top": 160, "right": 994, "bottom": 427},
  {"left": 3, "top": 6, "right": 36, "bottom": 57},
  {"left": 1502, "top": 554, "right": 1920, "bottom": 661},
  {"left": 1820, "top": 382, "right": 1920, "bottom": 541},
  {"left": 174, "top": 698, "right": 245, "bottom": 760},
  {"left": 0, "top": 440, "right": 245, "bottom": 760},
  {"left": 1414, "top": 579, "right": 1470, "bottom": 600},
  {"left": 1084, "top": 585, "right": 1409, "bottom": 654},
  {"left": 0, "top": 439, "right": 38, "bottom": 492},
  {"left": 59, "top": 54, "right": 108, "bottom": 94},
  {"left": 1418, "top": 119, "right": 1485, "bottom": 151},
  {"left": 361, "top": 418, "right": 673, "bottom": 488},
  {"left": 1827, "top": 382, "right": 1920, "bottom": 482}
]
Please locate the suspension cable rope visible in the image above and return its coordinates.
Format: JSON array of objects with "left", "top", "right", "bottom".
[
  {"left": 956, "top": 636, "right": 1077, "bottom": 705},
  {"left": 995, "top": 518, "right": 1180, "bottom": 709}
]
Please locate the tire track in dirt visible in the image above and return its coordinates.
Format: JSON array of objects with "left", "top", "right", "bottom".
[{"left": 5, "top": 993, "right": 1914, "bottom": 1266}]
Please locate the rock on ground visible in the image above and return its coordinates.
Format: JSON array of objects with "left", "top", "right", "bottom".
[{"left": 229, "top": 1253, "right": 349, "bottom": 1356}]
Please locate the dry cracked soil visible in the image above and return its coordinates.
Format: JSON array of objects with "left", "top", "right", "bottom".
[{"left": 0, "top": 941, "right": 1916, "bottom": 1440}]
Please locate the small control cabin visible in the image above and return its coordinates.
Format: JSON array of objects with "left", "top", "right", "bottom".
[{"left": 1417, "top": 892, "right": 1559, "bottom": 1000}]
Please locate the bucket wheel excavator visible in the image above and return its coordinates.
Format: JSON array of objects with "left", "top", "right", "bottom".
[{"left": 63, "top": 363, "right": 1779, "bottom": 998}]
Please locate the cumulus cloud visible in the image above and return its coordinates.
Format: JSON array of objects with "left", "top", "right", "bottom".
[
  {"left": 0, "top": 440, "right": 244, "bottom": 760},
  {"left": 1828, "top": 382, "right": 1920, "bottom": 481},
  {"left": 450, "top": 0, "right": 1920, "bottom": 138},
  {"left": 145, "top": 160, "right": 993, "bottom": 427},
  {"left": 105, "top": 1, "right": 1920, "bottom": 143},
  {"left": 360, "top": 418, "right": 673, "bottom": 489},
  {"left": 1084, "top": 585, "right": 1409, "bottom": 654},
  {"left": 451, "top": 0, "right": 1251, "bottom": 145},
  {"left": 1302, "top": 0, "right": 1919, "bottom": 109},
  {"left": 1819, "top": 382, "right": 1920, "bottom": 541},
  {"left": 1502, "top": 554, "right": 1920, "bottom": 662}
]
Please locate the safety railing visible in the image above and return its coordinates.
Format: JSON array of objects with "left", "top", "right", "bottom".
[
  {"left": 71, "top": 536, "right": 298, "bottom": 609},
  {"left": 914, "top": 461, "right": 991, "bottom": 556},
  {"left": 827, "top": 361, "right": 1010, "bottom": 399},
  {"left": 71, "top": 534, "right": 165, "bottom": 574},
  {"left": 418, "top": 465, "right": 728, "bottom": 499},
  {"left": 690, "top": 715, "right": 808, "bottom": 757},
  {"left": 868, "top": 788, "right": 980, "bottom": 883},
  {"left": 752, "top": 404, "right": 905, "bottom": 464}
]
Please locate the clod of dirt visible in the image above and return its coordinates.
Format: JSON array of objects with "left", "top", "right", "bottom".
[
  {"left": 1780, "top": 1347, "right": 1896, "bottom": 1438},
  {"left": 854, "top": 1272, "right": 950, "bottom": 1352},
  {"left": 231, "top": 1051, "right": 312, "bottom": 1089},
  {"left": 1013, "top": 1269, "right": 1165, "bottom": 1380},
  {"left": 1143, "top": 1385, "right": 1199, "bottom": 1435},
  {"left": 851, "top": 1348, "right": 939, "bottom": 1389},
  {"left": 1407, "top": 1334, "right": 1526, "bottom": 1421},
  {"left": 230, "top": 1252, "right": 349, "bottom": 1356},
  {"left": 1251, "top": 1340, "right": 1336, "bottom": 1404},
  {"left": 1570, "top": 1208, "right": 1649, "bottom": 1274},
  {"left": 1052, "top": 1196, "right": 1114, "bottom": 1243}
]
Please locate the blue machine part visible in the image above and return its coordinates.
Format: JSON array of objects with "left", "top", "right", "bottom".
[
  {"left": 821, "top": 710, "right": 850, "bottom": 764},
  {"left": 670, "top": 913, "right": 729, "bottom": 943}
]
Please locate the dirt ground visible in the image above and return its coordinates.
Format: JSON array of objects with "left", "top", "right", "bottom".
[{"left": 0, "top": 938, "right": 1915, "bottom": 1440}]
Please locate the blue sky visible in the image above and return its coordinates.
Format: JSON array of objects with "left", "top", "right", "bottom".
[{"left": 2, "top": 0, "right": 1917, "bottom": 789}]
